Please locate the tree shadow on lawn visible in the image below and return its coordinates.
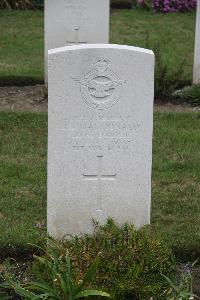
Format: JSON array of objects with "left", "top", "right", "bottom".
[{"left": 0, "top": 76, "right": 43, "bottom": 87}]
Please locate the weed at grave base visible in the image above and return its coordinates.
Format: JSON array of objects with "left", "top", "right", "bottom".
[
  {"left": 153, "top": 42, "right": 189, "bottom": 101},
  {"left": 172, "top": 85, "right": 200, "bottom": 106},
  {"left": 62, "top": 219, "right": 174, "bottom": 300},
  {"left": 162, "top": 262, "right": 198, "bottom": 300},
  {"left": 1, "top": 220, "right": 199, "bottom": 300},
  {"left": 1, "top": 240, "right": 110, "bottom": 300}
]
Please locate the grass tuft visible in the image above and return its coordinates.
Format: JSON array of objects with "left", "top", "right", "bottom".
[{"left": 173, "top": 85, "right": 200, "bottom": 106}]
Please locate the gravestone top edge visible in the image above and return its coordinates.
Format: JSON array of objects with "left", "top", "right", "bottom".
[{"left": 48, "top": 44, "right": 154, "bottom": 57}]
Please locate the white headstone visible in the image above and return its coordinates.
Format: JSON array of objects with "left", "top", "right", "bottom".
[
  {"left": 45, "top": 0, "right": 110, "bottom": 81},
  {"left": 193, "top": 0, "right": 200, "bottom": 84},
  {"left": 48, "top": 44, "right": 154, "bottom": 238}
]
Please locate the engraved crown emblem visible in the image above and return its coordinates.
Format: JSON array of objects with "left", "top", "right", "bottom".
[{"left": 95, "top": 59, "right": 109, "bottom": 73}]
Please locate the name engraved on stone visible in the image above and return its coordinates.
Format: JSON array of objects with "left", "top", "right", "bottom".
[
  {"left": 65, "top": 1, "right": 88, "bottom": 18},
  {"left": 63, "top": 116, "right": 140, "bottom": 152},
  {"left": 65, "top": 1, "right": 88, "bottom": 10},
  {"left": 83, "top": 155, "right": 117, "bottom": 211},
  {"left": 64, "top": 2, "right": 92, "bottom": 24},
  {"left": 73, "top": 59, "right": 127, "bottom": 110}
]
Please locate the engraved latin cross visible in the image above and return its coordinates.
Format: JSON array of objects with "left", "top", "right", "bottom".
[
  {"left": 66, "top": 27, "right": 87, "bottom": 44},
  {"left": 83, "top": 155, "right": 117, "bottom": 210}
]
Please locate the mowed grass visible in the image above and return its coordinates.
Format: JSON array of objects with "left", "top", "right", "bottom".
[
  {"left": 0, "top": 9, "right": 196, "bottom": 85},
  {"left": 0, "top": 111, "right": 200, "bottom": 261},
  {"left": 152, "top": 112, "right": 200, "bottom": 260},
  {"left": 0, "top": 10, "right": 44, "bottom": 85},
  {"left": 0, "top": 112, "right": 47, "bottom": 259},
  {"left": 110, "top": 9, "right": 196, "bottom": 83}
]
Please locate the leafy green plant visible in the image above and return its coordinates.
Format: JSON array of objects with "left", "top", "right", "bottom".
[
  {"left": 163, "top": 261, "right": 199, "bottom": 300},
  {"left": 173, "top": 84, "right": 200, "bottom": 106},
  {"left": 1, "top": 240, "right": 110, "bottom": 299},
  {"left": 64, "top": 219, "right": 174, "bottom": 300},
  {"left": 153, "top": 42, "right": 188, "bottom": 100}
]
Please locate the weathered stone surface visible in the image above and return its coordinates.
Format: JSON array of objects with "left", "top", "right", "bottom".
[
  {"left": 48, "top": 44, "right": 154, "bottom": 238},
  {"left": 193, "top": 0, "right": 200, "bottom": 84},
  {"left": 45, "top": 0, "right": 110, "bottom": 81}
]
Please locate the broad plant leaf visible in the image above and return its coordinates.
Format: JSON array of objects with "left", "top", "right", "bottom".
[
  {"left": 28, "top": 281, "right": 59, "bottom": 298},
  {"left": 13, "top": 284, "right": 38, "bottom": 299},
  {"left": 73, "top": 255, "right": 100, "bottom": 296}
]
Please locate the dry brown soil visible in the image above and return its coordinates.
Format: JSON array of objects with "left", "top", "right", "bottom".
[
  {"left": 0, "top": 85, "right": 47, "bottom": 112},
  {"left": 0, "top": 85, "right": 200, "bottom": 113}
]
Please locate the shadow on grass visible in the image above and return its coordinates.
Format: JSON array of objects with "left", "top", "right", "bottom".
[
  {"left": 0, "top": 244, "right": 45, "bottom": 263},
  {"left": 0, "top": 76, "right": 44, "bottom": 87}
]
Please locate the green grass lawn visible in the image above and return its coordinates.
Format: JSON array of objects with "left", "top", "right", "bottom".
[
  {"left": 0, "top": 112, "right": 47, "bottom": 260},
  {"left": 152, "top": 112, "right": 200, "bottom": 260},
  {"left": 0, "top": 111, "right": 200, "bottom": 261},
  {"left": 0, "top": 9, "right": 196, "bottom": 85},
  {"left": 0, "top": 10, "right": 44, "bottom": 85}
]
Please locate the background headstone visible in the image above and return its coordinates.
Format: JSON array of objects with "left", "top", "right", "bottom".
[
  {"left": 193, "top": 0, "right": 200, "bottom": 84},
  {"left": 45, "top": 0, "right": 110, "bottom": 81},
  {"left": 48, "top": 44, "right": 154, "bottom": 238}
]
